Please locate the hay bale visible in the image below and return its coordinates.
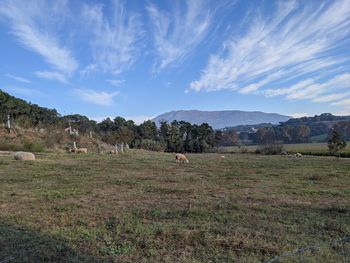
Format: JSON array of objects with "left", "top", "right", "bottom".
[{"left": 14, "top": 152, "right": 35, "bottom": 161}]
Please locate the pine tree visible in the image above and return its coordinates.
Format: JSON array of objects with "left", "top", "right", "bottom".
[{"left": 328, "top": 130, "right": 346, "bottom": 157}]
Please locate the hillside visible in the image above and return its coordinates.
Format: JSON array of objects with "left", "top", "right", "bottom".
[
  {"left": 152, "top": 110, "right": 291, "bottom": 129},
  {"left": 279, "top": 113, "right": 350, "bottom": 137}
]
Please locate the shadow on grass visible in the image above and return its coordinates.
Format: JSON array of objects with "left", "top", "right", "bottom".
[{"left": 0, "top": 220, "right": 101, "bottom": 263}]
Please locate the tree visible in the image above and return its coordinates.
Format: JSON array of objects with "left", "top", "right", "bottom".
[
  {"left": 167, "top": 121, "right": 183, "bottom": 152},
  {"left": 281, "top": 126, "right": 293, "bottom": 143},
  {"left": 137, "top": 120, "right": 157, "bottom": 140},
  {"left": 112, "top": 126, "right": 135, "bottom": 145},
  {"left": 256, "top": 127, "right": 276, "bottom": 144},
  {"left": 328, "top": 130, "right": 346, "bottom": 157},
  {"left": 293, "top": 125, "right": 311, "bottom": 143},
  {"left": 159, "top": 121, "right": 170, "bottom": 143},
  {"left": 333, "top": 121, "right": 350, "bottom": 141},
  {"left": 97, "top": 118, "right": 115, "bottom": 134},
  {"left": 223, "top": 130, "right": 238, "bottom": 146}
]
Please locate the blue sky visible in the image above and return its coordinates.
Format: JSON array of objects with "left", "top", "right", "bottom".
[{"left": 1, "top": 0, "right": 350, "bottom": 123}]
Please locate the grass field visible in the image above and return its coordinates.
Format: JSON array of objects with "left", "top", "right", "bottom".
[
  {"left": 220, "top": 142, "right": 350, "bottom": 155},
  {"left": 0, "top": 150, "right": 349, "bottom": 262}
]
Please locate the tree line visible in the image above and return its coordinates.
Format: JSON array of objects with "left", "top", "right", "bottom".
[
  {"left": 97, "top": 117, "right": 219, "bottom": 153},
  {"left": 2, "top": 89, "right": 350, "bottom": 151}
]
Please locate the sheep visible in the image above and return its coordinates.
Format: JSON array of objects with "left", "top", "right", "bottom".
[
  {"left": 109, "top": 149, "right": 118, "bottom": 155},
  {"left": 14, "top": 152, "right": 35, "bottom": 161},
  {"left": 175, "top": 153, "right": 189, "bottom": 163},
  {"left": 220, "top": 155, "right": 226, "bottom": 159},
  {"left": 76, "top": 148, "right": 88, "bottom": 154},
  {"left": 65, "top": 147, "right": 77, "bottom": 153},
  {"left": 295, "top": 153, "right": 303, "bottom": 158}
]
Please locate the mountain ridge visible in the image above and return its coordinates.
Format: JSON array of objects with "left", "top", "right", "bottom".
[{"left": 152, "top": 110, "right": 291, "bottom": 129}]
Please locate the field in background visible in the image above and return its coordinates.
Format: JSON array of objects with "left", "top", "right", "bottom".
[
  {"left": 0, "top": 151, "right": 349, "bottom": 262},
  {"left": 220, "top": 142, "right": 350, "bottom": 155}
]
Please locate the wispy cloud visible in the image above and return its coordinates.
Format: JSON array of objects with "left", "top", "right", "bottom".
[
  {"left": 35, "top": 71, "right": 69, "bottom": 84},
  {"left": 2, "top": 86, "right": 43, "bottom": 97},
  {"left": 5, "top": 73, "right": 31, "bottom": 83},
  {"left": 264, "top": 73, "right": 350, "bottom": 101},
  {"left": 107, "top": 79, "right": 125, "bottom": 86},
  {"left": 0, "top": 0, "right": 78, "bottom": 76},
  {"left": 189, "top": 0, "right": 350, "bottom": 111},
  {"left": 74, "top": 89, "right": 119, "bottom": 106},
  {"left": 332, "top": 99, "right": 350, "bottom": 107},
  {"left": 82, "top": 1, "right": 143, "bottom": 75},
  {"left": 148, "top": 1, "right": 211, "bottom": 71}
]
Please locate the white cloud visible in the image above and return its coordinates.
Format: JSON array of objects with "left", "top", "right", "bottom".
[
  {"left": 35, "top": 71, "right": 69, "bottom": 84},
  {"left": 107, "top": 79, "right": 125, "bottom": 86},
  {"left": 332, "top": 99, "right": 350, "bottom": 107},
  {"left": 189, "top": 0, "right": 350, "bottom": 107},
  {"left": 82, "top": 1, "right": 143, "bottom": 75},
  {"left": 333, "top": 110, "right": 350, "bottom": 116},
  {"left": 264, "top": 73, "right": 350, "bottom": 102},
  {"left": 5, "top": 74, "right": 31, "bottom": 83},
  {"left": 148, "top": 1, "right": 211, "bottom": 71},
  {"left": 123, "top": 115, "right": 154, "bottom": 125},
  {"left": 312, "top": 92, "right": 350, "bottom": 103},
  {"left": 0, "top": 0, "right": 78, "bottom": 75},
  {"left": 80, "top": 64, "right": 98, "bottom": 77},
  {"left": 74, "top": 89, "right": 119, "bottom": 106},
  {"left": 289, "top": 113, "right": 312, "bottom": 118}
]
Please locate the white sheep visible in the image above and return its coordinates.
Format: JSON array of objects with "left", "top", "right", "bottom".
[
  {"left": 109, "top": 149, "right": 118, "bottom": 155},
  {"left": 14, "top": 152, "right": 35, "bottom": 161},
  {"left": 295, "top": 153, "right": 303, "bottom": 158},
  {"left": 76, "top": 148, "right": 88, "bottom": 154},
  {"left": 175, "top": 153, "right": 189, "bottom": 163}
]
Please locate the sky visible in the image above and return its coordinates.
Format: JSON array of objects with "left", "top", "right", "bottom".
[{"left": 0, "top": 0, "right": 350, "bottom": 123}]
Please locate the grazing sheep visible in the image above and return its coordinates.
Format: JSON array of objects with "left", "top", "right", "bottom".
[
  {"left": 14, "top": 152, "right": 35, "bottom": 161},
  {"left": 220, "top": 155, "right": 226, "bottom": 159},
  {"left": 295, "top": 153, "right": 303, "bottom": 158},
  {"left": 109, "top": 149, "right": 118, "bottom": 155},
  {"left": 65, "top": 147, "right": 77, "bottom": 153},
  {"left": 175, "top": 153, "right": 189, "bottom": 163},
  {"left": 76, "top": 148, "right": 88, "bottom": 154},
  {"left": 65, "top": 146, "right": 73, "bottom": 153}
]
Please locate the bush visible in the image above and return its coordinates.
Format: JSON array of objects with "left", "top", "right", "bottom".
[
  {"left": 44, "top": 131, "right": 66, "bottom": 148},
  {"left": 0, "top": 140, "right": 21, "bottom": 151},
  {"left": 293, "top": 151, "right": 350, "bottom": 158},
  {"left": 240, "top": 147, "right": 249, "bottom": 154},
  {"left": 22, "top": 141, "right": 45, "bottom": 152},
  {"left": 134, "top": 139, "right": 166, "bottom": 152},
  {"left": 256, "top": 144, "right": 284, "bottom": 155}
]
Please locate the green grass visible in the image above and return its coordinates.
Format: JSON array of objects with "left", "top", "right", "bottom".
[
  {"left": 0, "top": 150, "right": 349, "bottom": 262},
  {"left": 221, "top": 142, "right": 350, "bottom": 155}
]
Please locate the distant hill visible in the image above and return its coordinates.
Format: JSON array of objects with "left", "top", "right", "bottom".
[
  {"left": 279, "top": 113, "right": 350, "bottom": 137},
  {"left": 152, "top": 110, "right": 291, "bottom": 129}
]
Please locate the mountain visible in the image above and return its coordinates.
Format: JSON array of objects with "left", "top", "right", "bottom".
[{"left": 152, "top": 110, "right": 291, "bottom": 129}]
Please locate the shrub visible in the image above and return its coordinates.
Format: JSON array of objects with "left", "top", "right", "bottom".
[
  {"left": 23, "top": 141, "right": 45, "bottom": 152},
  {"left": 240, "top": 147, "right": 249, "bottom": 154},
  {"left": 0, "top": 140, "right": 21, "bottom": 151},
  {"left": 134, "top": 139, "right": 166, "bottom": 152},
  {"left": 44, "top": 131, "right": 66, "bottom": 148},
  {"left": 256, "top": 144, "right": 284, "bottom": 155}
]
